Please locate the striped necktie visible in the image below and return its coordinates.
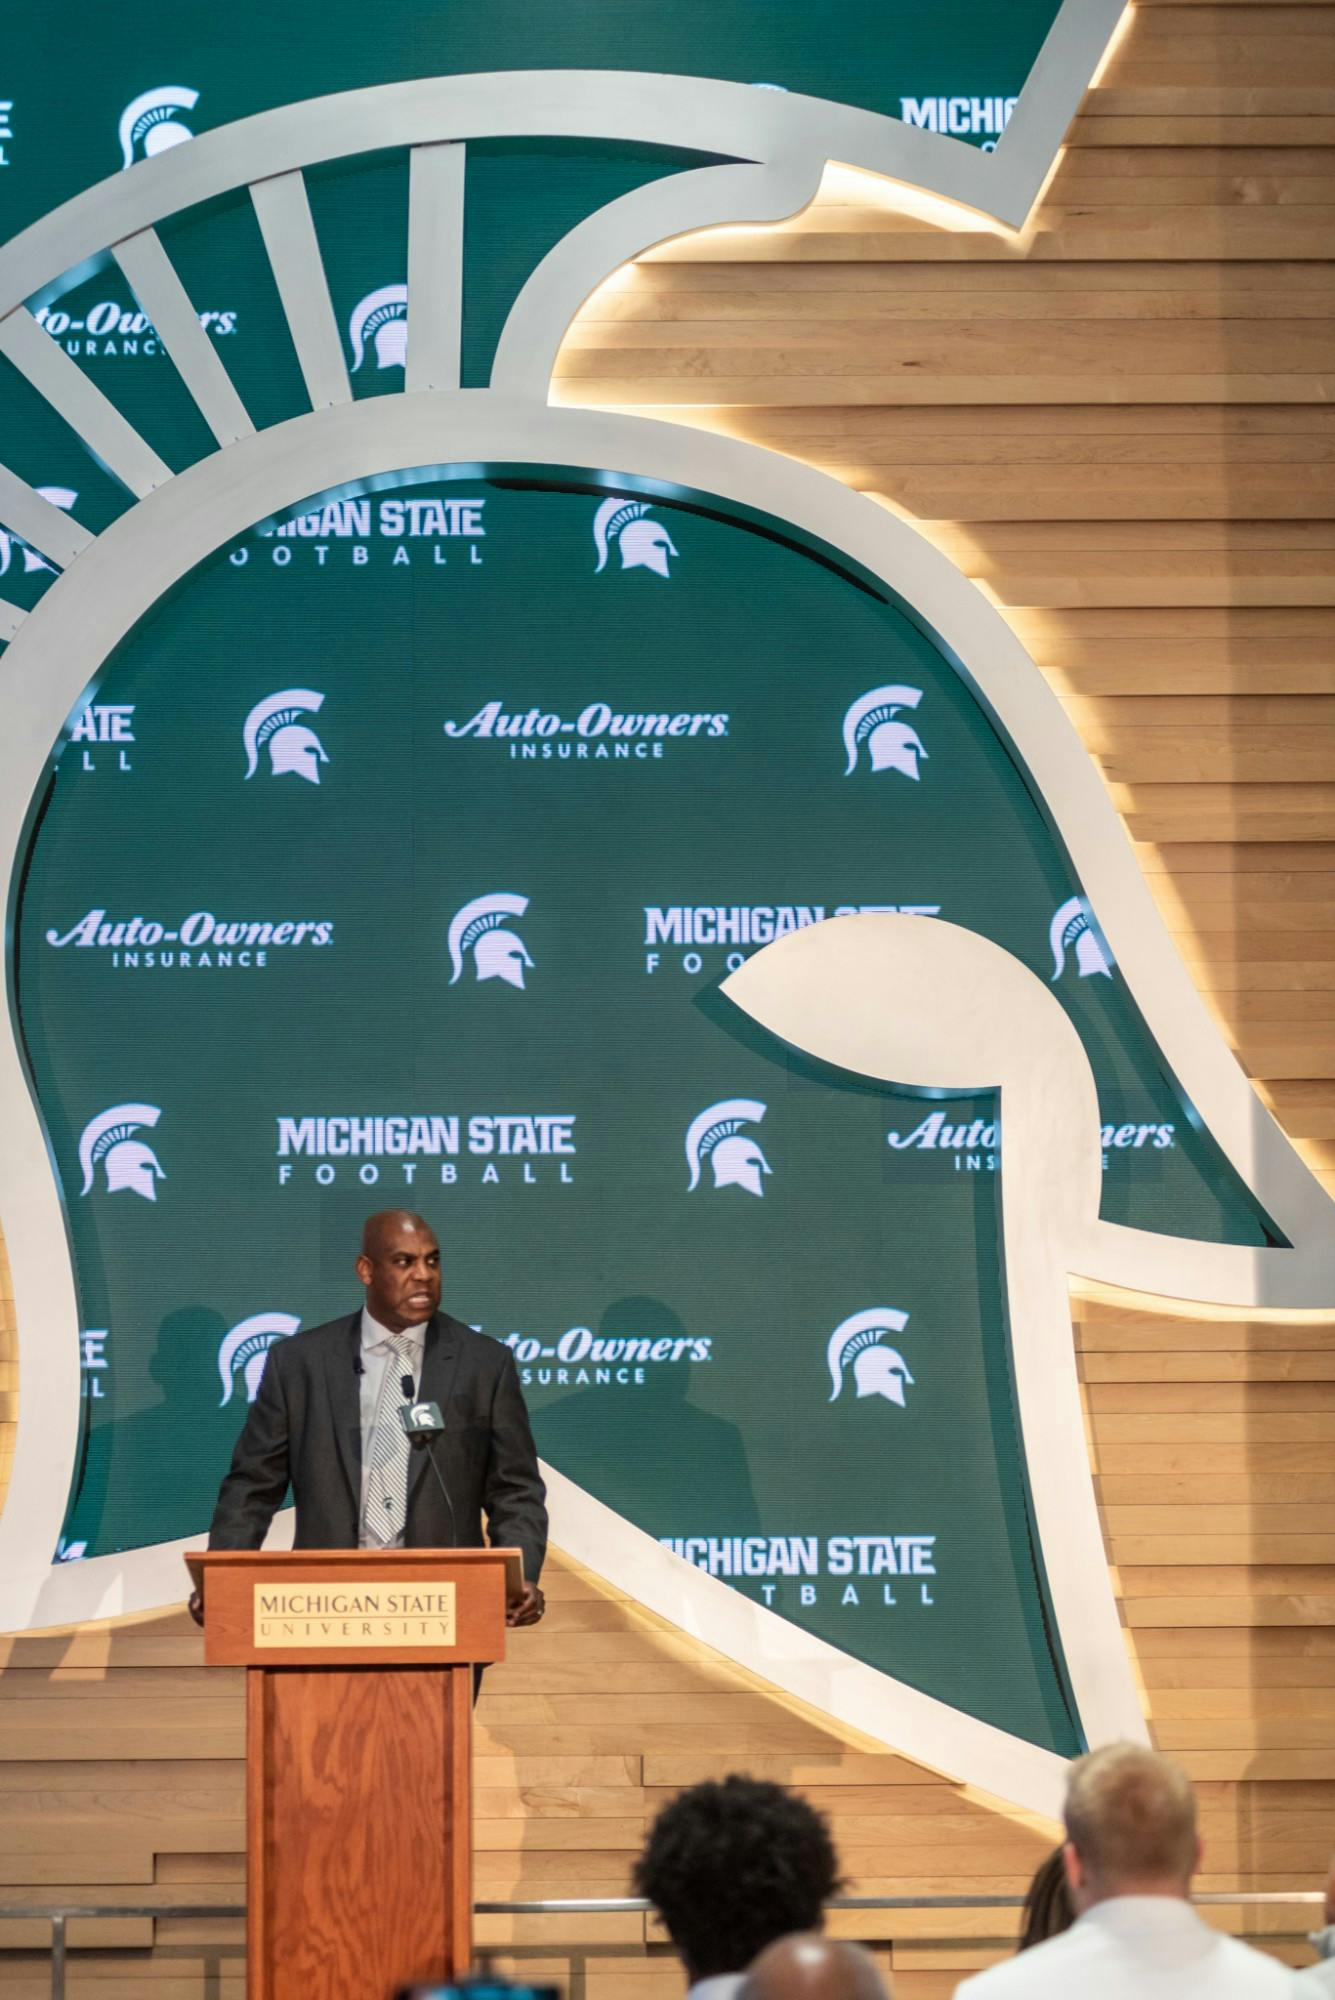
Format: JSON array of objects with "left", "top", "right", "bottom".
[{"left": 362, "top": 1333, "right": 418, "bottom": 1546}]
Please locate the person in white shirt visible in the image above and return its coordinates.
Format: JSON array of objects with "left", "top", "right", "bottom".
[
  {"left": 633, "top": 1775, "right": 841, "bottom": 1999},
  {"left": 953, "top": 1741, "right": 1294, "bottom": 1997}
]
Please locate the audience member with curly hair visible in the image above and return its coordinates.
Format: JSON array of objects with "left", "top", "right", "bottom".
[{"left": 634, "top": 1774, "right": 842, "bottom": 1998}]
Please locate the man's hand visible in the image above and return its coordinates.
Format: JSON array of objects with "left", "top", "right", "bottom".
[
  {"left": 187, "top": 1589, "right": 205, "bottom": 1629},
  {"left": 506, "top": 1581, "right": 545, "bottom": 1627}
]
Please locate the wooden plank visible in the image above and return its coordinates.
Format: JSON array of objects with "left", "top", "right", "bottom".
[
  {"left": 1100, "top": 1474, "right": 1335, "bottom": 1500},
  {"left": 1086, "top": 1353, "right": 1335, "bottom": 1379},
  {"left": 0, "top": 1918, "right": 155, "bottom": 1949},
  {"left": 1115, "top": 1565, "right": 1335, "bottom": 1596},
  {"left": 1142, "top": 1653, "right": 1335, "bottom": 1687},
  {"left": 1130, "top": 1625, "right": 1335, "bottom": 1656},
  {"left": 1126, "top": 1598, "right": 1335, "bottom": 1627},
  {"left": 1095, "top": 1442, "right": 1335, "bottom": 1472},
  {"left": 1083, "top": 85, "right": 1335, "bottom": 113},
  {"left": 1107, "top": 1505, "right": 1335, "bottom": 1531},
  {"left": 0, "top": 1704, "right": 245, "bottom": 1760},
  {"left": 1114, "top": 1537, "right": 1335, "bottom": 1563},
  {"left": 1155, "top": 1718, "right": 1335, "bottom": 1747},
  {"left": 1086, "top": 1382, "right": 1335, "bottom": 1411},
  {"left": 1091, "top": 1415, "right": 1335, "bottom": 1441},
  {"left": 0, "top": 1668, "right": 241, "bottom": 1699},
  {"left": 557, "top": 367, "right": 1335, "bottom": 402},
  {"left": 1066, "top": 116, "right": 1335, "bottom": 144},
  {"left": 1146, "top": 1687, "right": 1335, "bottom": 1719},
  {"left": 644, "top": 1754, "right": 980, "bottom": 1789},
  {"left": 610, "top": 239, "right": 1335, "bottom": 287},
  {"left": 565, "top": 319, "right": 1335, "bottom": 375}
]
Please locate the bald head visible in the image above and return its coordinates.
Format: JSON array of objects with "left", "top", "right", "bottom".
[
  {"left": 742, "top": 1936, "right": 890, "bottom": 2000},
  {"left": 360, "top": 1209, "right": 433, "bottom": 1257},
  {"left": 1063, "top": 1743, "right": 1199, "bottom": 1909},
  {"left": 356, "top": 1211, "right": 441, "bottom": 1331}
]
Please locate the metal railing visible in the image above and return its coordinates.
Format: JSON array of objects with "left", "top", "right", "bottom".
[{"left": 1, "top": 1893, "right": 1324, "bottom": 2000}]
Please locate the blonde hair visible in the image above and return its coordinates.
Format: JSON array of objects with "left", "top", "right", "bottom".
[{"left": 1064, "top": 1743, "right": 1197, "bottom": 1888}]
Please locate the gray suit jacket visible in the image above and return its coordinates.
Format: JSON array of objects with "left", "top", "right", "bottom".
[{"left": 207, "top": 1310, "right": 547, "bottom": 1582}]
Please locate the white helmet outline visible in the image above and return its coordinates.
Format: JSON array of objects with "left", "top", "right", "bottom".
[
  {"left": 118, "top": 86, "right": 199, "bottom": 171},
  {"left": 685, "top": 1098, "right": 772, "bottom": 1198},
  {"left": 242, "top": 688, "right": 328, "bottom": 783},
  {"left": 827, "top": 1307, "right": 914, "bottom": 1406},
  {"left": 217, "top": 1312, "right": 301, "bottom": 1407},
  {"left": 842, "top": 684, "right": 927, "bottom": 780},
  {"left": 447, "top": 892, "right": 533, "bottom": 989},
  {"left": 77, "top": 1103, "right": 165, "bottom": 1202},
  {"left": 592, "top": 497, "right": 678, "bottom": 580},
  {"left": 0, "top": 486, "right": 77, "bottom": 579},
  {"left": 348, "top": 285, "right": 408, "bottom": 372},
  {"left": 1050, "top": 895, "right": 1113, "bottom": 982}
]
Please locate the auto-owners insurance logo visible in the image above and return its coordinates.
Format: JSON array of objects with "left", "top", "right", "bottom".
[
  {"left": 441, "top": 499, "right": 722, "bottom": 762},
  {"left": 45, "top": 908, "right": 334, "bottom": 973}
]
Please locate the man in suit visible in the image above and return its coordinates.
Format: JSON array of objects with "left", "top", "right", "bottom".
[{"left": 191, "top": 1209, "right": 547, "bottom": 1626}]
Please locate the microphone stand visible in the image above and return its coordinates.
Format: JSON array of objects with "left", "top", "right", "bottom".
[
  {"left": 399, "top": 1371, "right": 459, "bottom": 1547},
  {"left": 410, "top": 1430, "right": 459, "bottom": 1548}
]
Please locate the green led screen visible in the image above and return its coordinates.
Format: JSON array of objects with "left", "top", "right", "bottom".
[{"left": 13, "top": 468, "right": 1278, "bottom": 1753}]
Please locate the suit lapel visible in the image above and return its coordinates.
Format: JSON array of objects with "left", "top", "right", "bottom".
[
  {"left": 325, "top": 1312, "right": 363, "bottom": 1507},
  {"left": 408, "top": 1312, "right": 463, "bottom": 1501}
]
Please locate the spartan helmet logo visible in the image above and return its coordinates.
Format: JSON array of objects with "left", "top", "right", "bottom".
[
  {"left": 842, "top": 685, "right": 928, "bottom": 780},
  {"left": 348, "top": 285, "right": 408, "bottom": 372},
  {"left": 118, "top": 86, "right": 199, "bottom": 171},
  {"left": 448, "top": 893, "right": 534, "bottom": 989},
  {"left": 685, "top": 1098, "right": 772, "bottom": 1198},
  {"left": 217, "top": 1312, "right": 300, "bottom": 1408},
  {"left": 592, "top": 498, "right": 678, "bottom": 580},
  {"left": 242, "top": 688, "right": 328, "bottom": 784},
  {"left": 1050, "top": 896, "right": 1113, "bottom": 982},
  {"left": 827, "top": 1308, "right": 915, "bottom": 1407},
  {"left": 77, "top": 1104, "right": 165, "bottom": 1203},
  {"left": 0, "top": 487, "right": 76, "bottom": 579}
]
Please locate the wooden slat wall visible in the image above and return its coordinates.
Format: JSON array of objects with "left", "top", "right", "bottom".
[{"left": 2, "top": 2, "right": 1333, "bottom": 1993}]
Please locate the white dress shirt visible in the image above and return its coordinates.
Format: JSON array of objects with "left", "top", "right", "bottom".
[
  {"left": 954, "top": 1895, "right": 1297, "bottom": 1997},
  {"left": 687, "top": 1978, "right": 745, "bottom": 2000},
  {"left": 357, "top": 1309, "right": 426, "bottom": 1547}
]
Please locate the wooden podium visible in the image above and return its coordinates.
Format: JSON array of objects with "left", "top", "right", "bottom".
[{"left": 187, "top": 1546, "right": 521, "bottom": 2000}]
